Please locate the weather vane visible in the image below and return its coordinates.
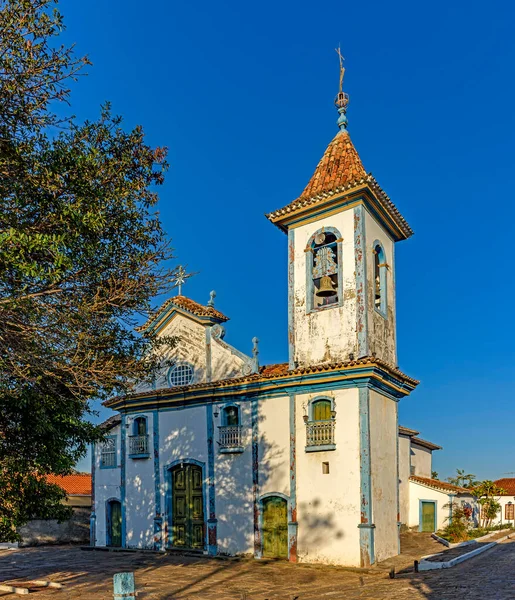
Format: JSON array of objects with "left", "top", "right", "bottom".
[
  {"left": 334, "top": 45, "right": 349, "bottom": 130},
  {"left": 175, "top": 265, "right": 186, "bottom": 296},
  {"left": 335, "top": 45, "right": 345, "bottom": 94}
]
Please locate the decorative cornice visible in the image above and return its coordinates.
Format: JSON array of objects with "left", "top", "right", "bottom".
[
  {"left": 104, "top": 356, "right": 419, "bottom": 411},
  {"left": 266, "top": 175, "right": 413, "bottom": 240}
]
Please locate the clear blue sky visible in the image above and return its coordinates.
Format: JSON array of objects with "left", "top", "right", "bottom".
[{"left": 66, "top": 0, "right": 515, "bottom": 480}]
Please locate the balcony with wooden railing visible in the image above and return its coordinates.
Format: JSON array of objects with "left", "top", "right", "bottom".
[
  {"left": 129, "top": 434, "right": 150, "bottom": 458},
  {"left": 218, "top": 426, "right": 244, "bottom": 454},
  {"left": 305, "top": 420, "right": 336, "bottom": 452}
]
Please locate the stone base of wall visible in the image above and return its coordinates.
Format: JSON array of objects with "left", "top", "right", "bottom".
[{"left": 19, "top": 507, "right": 90, "bottom": 547}]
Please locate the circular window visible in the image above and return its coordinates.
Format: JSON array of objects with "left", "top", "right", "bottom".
[{"left": 169, "top": 363, "right": 193, "bottom": 387}]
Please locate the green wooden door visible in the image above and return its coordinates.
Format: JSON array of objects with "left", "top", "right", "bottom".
[
  {"left": 421, "top": 502, "right": 436, "bottom": 532},
  {"left": 262, "top": 496, "right": 288, "bottom": 558},
  {"left": 172, "top": 464, "right": 205, "bottom": 549},
  {"left": 109, "top": 500, "right": 122, "bottom": 547}
]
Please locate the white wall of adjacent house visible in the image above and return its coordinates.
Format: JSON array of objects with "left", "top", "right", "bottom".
[
  {"left": 491, "top": 496, "right": 515, "bottom": 527},
  {"left": 295, "top": 388, "right": 361, "bottom": 566},
  {"left": 410, "top": 444, "right": 432, "bottom": 478},
  {"left": 398, "top": 434, "right": 411, "bottom": 526},
  {"left": 93, "top": 424, "right": 122, "bottom": 547},
  {"left": 408, "top": 481, "right": 451, "bottom": 531},
  {"left": 369, "top": 390, "right": 399, "bottom": 562}
]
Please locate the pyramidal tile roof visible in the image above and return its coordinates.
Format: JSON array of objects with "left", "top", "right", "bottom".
[
  {"left": 267, "top": 129, "right": 413, "bottom": 240},
  {"left": 298, "top": 130, "right": 367, "bottom": 200}
]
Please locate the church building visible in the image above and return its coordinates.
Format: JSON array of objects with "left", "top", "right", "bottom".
[{"left": 91, "top": 69, "right": 420, "bottom": 567}]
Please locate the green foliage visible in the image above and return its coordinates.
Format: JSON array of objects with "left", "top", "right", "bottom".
[
  {"left": 447, "top": 468, "right": 478, "bottom": 488},
  {"left": 473, "top": 481, "right": 506, "bottom": 529},
  {"left": 440, "top": 503, "right": 471, "bottom": 543},
  {"left": 0, "top": 0, "right": 177, "bottom": 540}
]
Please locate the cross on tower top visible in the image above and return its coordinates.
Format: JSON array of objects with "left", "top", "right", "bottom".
[{"left": 174, "top": 265, "right": 186, "bottom": 296}]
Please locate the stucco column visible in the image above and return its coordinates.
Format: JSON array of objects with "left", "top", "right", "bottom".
[{"left": 358, "top": 387, "right": 375, "bottom": 566}]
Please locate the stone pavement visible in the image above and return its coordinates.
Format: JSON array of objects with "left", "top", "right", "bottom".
[{"left": 0, "top": 538, "right": 513, "bottom": 599}]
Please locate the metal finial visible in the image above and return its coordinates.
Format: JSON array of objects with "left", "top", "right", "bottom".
[
  {"left": 208, "top": 290, "right": 216, "bottom": 307},
  {"left": 175, "top": 265, "right": 186, "bottom": 296},
  {"left": 334, "top": 46, "right": 349, "bottom": 131}
]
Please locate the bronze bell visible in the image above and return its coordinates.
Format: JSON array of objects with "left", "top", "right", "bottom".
[{"left": 316, "top": 275, "right": 337, "bottom": 297}]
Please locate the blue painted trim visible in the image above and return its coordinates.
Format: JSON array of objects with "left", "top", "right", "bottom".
[
  {"left": 307, "top": 395, "right": 335, "bottom": 420},
  {"left": 120, "top": 414, "right": 127, "bottom": 548},
  {"left": 128, "top": 453, "right": 150, "bottom": 459},
  {"left": 105, "top": 497, "right": 121, "bottom": 546},
  {"left": 355, "top": 204, "right": 368, "bottom": 358},
  {"left": 131, "top": 414, "right": 148, "bottom": 436},
  {"left": 391, "top": 242, "right": 398, "bottom": 365},
  {"left": 206, "top": 326, "right": 212, "bottom": 383},
  {"left": 219, "top": 402, "right": 241, "bottom": 426},
  {"left": 358, "top": 387, "right": 374, "bottom": 566},
  {"left": 99, "top": 435, "right": 118, "bottom": 469},
  {"left": 289, "top": 393, "right": 298, "bottom": 561},
  {"left": 305, "top": 226, "right": 344, "bottom": 314},
  {"left": 372, "top": 239, "right": 387, "bottom": 319},
  {"left": 113, "top": 365, "right": 416, "bottom": 415},
  {"left": 153, "top": 410, "right": 161, "bottom": 551},
  {"left": 163, "top": 458, "right": 207, "bottom": 550},
  {"left": 206, "top": 403, "right": 217, "bottom": 555},
  {"left": 219, "top": 447, "right": 244, "bottom": 454},
  {"left": 278, "top": 191, "right": 408, "bottom": 243},
  {"left": 167, "top": 361, "right": 195, "bottom": 387},
  {"left": 288, "top": 229, "right": 295, "bottom": 369},
  {"left": 252, "top": 398, "right": 261, "bottom": 557},
  {"left": 419, "top": 499, "right": 437, "bottom": 532},
  {"left": 305, "top": 444, "right": 336, "bottom": 453}
]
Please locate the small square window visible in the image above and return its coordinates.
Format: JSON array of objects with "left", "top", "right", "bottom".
[{"left": 322, "top": 462, "right": 330, "bottom": 474}]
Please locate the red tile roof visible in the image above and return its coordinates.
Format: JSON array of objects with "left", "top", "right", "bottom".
[
  {"left": 105, "top": 356, "right": 419, "bottom": 408},
  {"left": 494, "top": 479, "right": 515, "bottom": 495},
  {"left": 266, "top": 130, "right": 413, "bottom": 240},
  {"left": 137, "top": 295, "right": 229, "bottom": 332},
  {"left": 410, "top": 476, "right": 469, "bottom": 494},
  {"left": 297, "top": 130, "right": 367, "bottom": 200},
  {"left": 47, "top": 473, "right": 92, "bottom": 496}
]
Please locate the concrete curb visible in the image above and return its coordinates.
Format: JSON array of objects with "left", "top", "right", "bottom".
[
  {"left": 419, "top": 533, "right": 513, "bottom": 571},
  {"left": 431, "top": 528, "right": 512, "bottom": 549}
]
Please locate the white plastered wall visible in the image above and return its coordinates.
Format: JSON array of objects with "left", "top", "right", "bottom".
[
  {"left": 258, "top": 396, "right": 290, "bottom": 498},
  {"left": 291, "top": 209, "right": 357, "bottom": 367},
  {"left": 93, "top": 424, "right": 122, "bottom": 547},
  {"left": 158, "top": 406, "right": 208, "bottom": 547},
  {"left": 125, "top": 411, "right": 156, "bottom": 549},
  {"left": 211, "top": 336, "right": 247, "bottom": 381},
  {"left": 364, "top": 209, "right": 396, "bottom": 365},
  {"left": 214, "top": 401, "right": 254, "bottom": 555},
  {"left": 295, "top": 388, "right": 361, "bottom": 566},
  {"left": 398, "top": 434, "right": 411, "bottom": 525},
  {"left": 369, "top": 390, "right": 399, "bottom": 562},
  {"left": 411, "top": 444, "right": 433, "bottom": 478}
]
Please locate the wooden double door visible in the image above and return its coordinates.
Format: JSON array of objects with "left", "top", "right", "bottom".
[{"left": 171, "top": 464, "right": 205, "bottom": 549}]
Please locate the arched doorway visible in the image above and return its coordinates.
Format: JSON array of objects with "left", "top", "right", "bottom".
[
  {"left": 170, "top": 463, "right": 205, "bottom": 549},
  {"left": 106, "top": 499, "right": 122, "bottom": 547},
  {"left": 262, "top": 496, "right": 288, "bottom": 558}
]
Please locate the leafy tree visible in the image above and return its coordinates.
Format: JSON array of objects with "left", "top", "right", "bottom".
[
  {"left": 447, "top": 468, "right": 478, "bottom": 489},
  {"left": 473, "top": 481, "right": 505, "bottom": 529},
  {"left": 0, "top": 0, "right": 176, "bottom": 540}
]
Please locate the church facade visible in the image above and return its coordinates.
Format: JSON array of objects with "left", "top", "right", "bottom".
[{"left": 91, "top": 83, "right": 420, "bottom": 567}]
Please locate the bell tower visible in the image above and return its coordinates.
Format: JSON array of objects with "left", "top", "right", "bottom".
[{"left": 267, "top": 57, "right": 413, "bottom": 369}]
